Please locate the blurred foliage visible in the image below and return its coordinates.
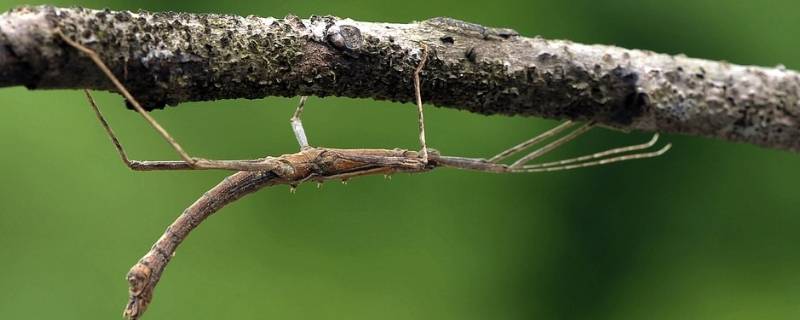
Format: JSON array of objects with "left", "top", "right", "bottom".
[{"left": 1, "top": 1, "right": 799, "bottom": 319}]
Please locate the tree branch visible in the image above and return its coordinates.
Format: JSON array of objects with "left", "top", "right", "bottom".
[{"left": 2, "top": 5, "right": 799, "bottom": 151}]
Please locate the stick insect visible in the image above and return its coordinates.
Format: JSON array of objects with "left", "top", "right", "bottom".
[{"left": 57, "top": 31, "right": 670, "bottom": 320}]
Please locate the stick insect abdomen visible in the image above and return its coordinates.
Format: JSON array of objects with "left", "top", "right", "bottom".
[
  {"left": 125, "top": 170, "right": 280, "bottom": 319},
  {"left": 430, "top": 155, "right": 509, "bottom": 173}
]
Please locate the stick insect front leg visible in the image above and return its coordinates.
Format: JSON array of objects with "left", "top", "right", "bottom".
[
  {"left": 61, "top": 32, "right": 296, "bottom": 174},
  {"left": 83, "top": 90, "right": 294, "bottom": 174}
]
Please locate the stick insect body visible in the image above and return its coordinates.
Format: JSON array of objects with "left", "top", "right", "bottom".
[{"left": 57, "top": 31, "right": 669, "bottom": 320}]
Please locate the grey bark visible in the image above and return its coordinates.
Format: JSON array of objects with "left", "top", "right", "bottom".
[{"left": 1, "top": 6, "right": 799, "bottom": 152}]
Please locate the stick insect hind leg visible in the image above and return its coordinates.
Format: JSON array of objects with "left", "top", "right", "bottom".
[
  {"left": 60, "top": 32, "right": 294, "bottom": 174},
  {"left": 434, "top": 120, "right": 671, "bottom": 173},
  {"left": 498, "top": 121, "right": 671, "bottom": 172}
]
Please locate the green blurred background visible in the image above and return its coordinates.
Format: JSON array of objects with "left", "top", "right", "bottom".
[{"left": 2, "top": 0, "right": 800, "bottom": 319}]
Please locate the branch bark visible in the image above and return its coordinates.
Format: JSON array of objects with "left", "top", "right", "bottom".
[{"left": 2, "top": 6, "right": 800, "bottom": 151}]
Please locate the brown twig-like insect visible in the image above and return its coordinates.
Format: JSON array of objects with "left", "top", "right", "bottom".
[{"left": 57, "top": 31, "right": 670, "bottom": 320}]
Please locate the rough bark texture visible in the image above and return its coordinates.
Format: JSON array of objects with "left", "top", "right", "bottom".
[{"left": 2, "top": 6, "right": 800, "bottom": 152}]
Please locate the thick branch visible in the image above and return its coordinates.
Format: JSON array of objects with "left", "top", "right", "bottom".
[{"left": 2, "top": 6, "right": 800, "bottom": 151}]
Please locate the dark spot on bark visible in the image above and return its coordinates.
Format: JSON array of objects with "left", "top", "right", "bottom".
[
  {"left": 615, "top": 92, "right": 647, "bottom": 124},
  {"left": 621, "top": 71, "right": 637, "bottom": 83},
  {"left": 607, "top": 67, "right": 645, "bottom": 125},
  {"left": 734, "top": 108, "right": 751, "bottom": 127},
  {"left": 0, "top": 41, "right": 38, "bottom": 89},
  {"left": 465, "top": 47, "right": 477, "bottom": 62},
  {"left": 95, "top": 10, "right": 107, "bottom": 21},
  {"left": 439, "top": 36, "right": 454, "bottom": 44},
  {"left": 114, "top": 11, "right": 131, "bottom": 22},
  {"left": 537, "top": 52, "right": 557, "bottom": 63}
]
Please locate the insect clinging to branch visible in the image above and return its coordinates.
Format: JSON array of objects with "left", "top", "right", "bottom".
[{"left": 57, "top": 30, "right": 670, "bottom": 320}]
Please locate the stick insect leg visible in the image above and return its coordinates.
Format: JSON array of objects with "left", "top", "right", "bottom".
[
  {"left": 488, "top": 120, "right": 576, "bottom": 163},
  {"left": 515, "top": 143, "right": 672, "bottom": 172},
  {"left": 57, "top": 31, "right": 196, "bottom": 165},
  {"left": 84, "top": 90, "right": 292, "bottom": 173},
  {"left": 508, "top": 122, "right": 595, "bottom": 169},
  {"left": 413, "top": 44, "right": 429, "bottom": 163},
  {"left": 434, "top": 123, "right": 671, "bottom": 173},
  {"left": 63, "top": 32, "right": 295, "bottom": 174},
  {"left": 84, "top": 89, "right": 191, "bottom": 171},
  {"left": 523, "top": 133, "right": 662, "bottom": 169},
  {"left": 290, "top": 96, "right": 310, "bottom": 150}
]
